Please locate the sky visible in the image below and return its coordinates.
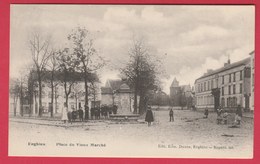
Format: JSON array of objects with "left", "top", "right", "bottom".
[{"left": 10, "top": 5, "right": 255, "bottom": 94}]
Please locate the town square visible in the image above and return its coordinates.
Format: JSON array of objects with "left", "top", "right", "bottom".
[{"left": 9, "top": 5, "right": 254, "bottom": 158}]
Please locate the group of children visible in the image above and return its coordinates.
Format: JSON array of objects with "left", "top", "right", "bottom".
[{"left": 204, "top": 105, "right": 242, "bottom": 126}]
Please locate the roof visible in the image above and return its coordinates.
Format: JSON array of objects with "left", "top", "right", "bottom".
[
  {"left": 106, "top": 79, "right": 124, "bottom": 91},
  {"left": 196, "top": 57, "right": 250, "bottom": 81},
  {"left": 170, "top": 77, "right": 179, "bottom": 88},
  {"left": 103, "top": 79, "right": 132, "bottom": 94},
  {"left": 101, "top": 87, "right": 113, "bottom": 94}
]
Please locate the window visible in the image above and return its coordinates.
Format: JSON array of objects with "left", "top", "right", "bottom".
[
  {"left": 228, "top": 85, "right": 231, "bottom": 95},
  {"left": 233, "top": 97, "right": 237, "bottom": 107},
  {"left": 208, "top": 81, "right": 210, "bottom": 90},
  {"left": 233, "top": 84, "right": 236, "bottom": 94},
  {"left": 221, "top": 98, "right": 225, "bottom": 107},
  {"left": 222, "top": 76, "right": 224, "bottom": 84},
  {"left": 204, "top": 82, "right": 206, "bottom": 91},
  {"left": 227, "top": 97, "right": 230, "bottom": 107},
  {"left": 240, "top": 70, "right": 243, "bottom": 80},
  {"left": 229, "top": 74, "right": 231, "bottom": 83},
  {"left": 233, "top": 72, "right": 236, "bottom": 82},
  {"left": 211, "top": 80, "right": 214, "bottom": 89},
  {"left": 240, "top": 83, "right": 242, "bottom": 93},
  {"left": 222, "top": 87, "right": 224, "bottom": 96}
]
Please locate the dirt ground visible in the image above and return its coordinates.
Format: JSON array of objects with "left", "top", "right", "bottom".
[{"left": 9, "top": 109, "right": 253, "bottom": 158}]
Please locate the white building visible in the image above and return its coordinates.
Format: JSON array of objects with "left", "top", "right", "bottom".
[
  {"left": 250, "top": 51, "right": 255, "bottom": 111},
  {"left": 194, "top": 56, "right": 252, "bottom": 111}
]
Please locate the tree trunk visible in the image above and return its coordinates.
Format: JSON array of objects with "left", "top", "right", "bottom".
[
  {"left": 50, "top": 71, "right": 54, "bottom": 117},
  {"left": 50, "top": 80, "right": 54, "bottom": 117},
  {"left": 38, "top": 79, "right": 42, "bottom": 117},
  {"left": 54, "top": 85, "right": 58, "bottom": 114},
  {"left": 133, "top": 83, "right": 138, "bottom": 114},
  {"left": 139, "top": 91, "right": 146, "bottom": 115},
  {"left": 20, "top": 83, "right": 23, "bottom": 117},
  {"left": 84, "top": 76, "right": 89, "bottom": 110},
  {"left": 13, "top": 97, "right": 17, "bottom": 117},
  {"left": 65, "top": 94, "right": 69, "bottom": 107}
]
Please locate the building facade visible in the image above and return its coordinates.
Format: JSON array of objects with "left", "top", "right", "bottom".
[
  {"left": 9, "top": 80, "right": 101, "bottom": 116},
  {"left": 194, "top": 57, "right": 252, "bottom": 111},
  {"left": 170, "top": 77, "right": 193, "bottom": 107},
  {"left": 101, "top": 79, "right": 136, "bottom": 114},
  {"left": 250, "top": 51, "right": 255, "bottom": 111}
]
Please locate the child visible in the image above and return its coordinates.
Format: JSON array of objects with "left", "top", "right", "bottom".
[
  {"left": 204, "top": 108, "right": 209, "bottom": 118},
  {"left": 222, "top": 110, "right": 229, "bottom": 125},
  {"left": 216, "top": 106, "right": 223, "bottom": 124}
]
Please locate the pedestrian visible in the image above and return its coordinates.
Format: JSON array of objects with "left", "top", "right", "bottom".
[
  {"left": 145, "top": 106, "right": 154, "bottom": 127},
  {"left": 91, "top": 107, "right": 95, "bottom": 119},
  {"left": 216, "top": 106, "right": 223, "bottom": 124},
  {"left": 204, "top": 107, "right": 209, "bottom": 118},
  {"left": 72, "top": 107, "right": 77, "bottom": 122},
  {"left": 235, "top": 105, "right": 242, "bottom": 125},
  {"left": 78, "top": 107, "right": 84, "bottom": 122},
  {"left": 67, "top": 106, "right": 72, "bottom": 124},
  {"left": 61, "top": 103, "right": 68, "bottom": 123},
  {"left": 222, "top": 110, "right": 229, "bottom": 125},
  {"left": 113, "top": 105, "right": 118, "bottom": 114},
  {"left": 169, "top": 108, "right": 174, "bottom": 122}
]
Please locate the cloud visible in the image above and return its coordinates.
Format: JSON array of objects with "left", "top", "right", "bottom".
[{"left": 10, "top": 5, "right": 255, "bottom": 94}]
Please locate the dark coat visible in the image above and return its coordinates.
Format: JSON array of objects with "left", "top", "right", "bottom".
[
  {"left": 78, "top": 109, "right": 83, "bottom": 118},
  {"left": 145, "top": 110, "right": 154, "bottom": 122},
  {"left": 169, "top": 109, "right": 173, "bottom": 116},
  {"left": 236, "top": 106, "right": 243, "bottom": 117}
]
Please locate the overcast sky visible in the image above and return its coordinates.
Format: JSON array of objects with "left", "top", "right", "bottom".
[{"left": 10, "top": 5, "right": 255, "bottom": 94}]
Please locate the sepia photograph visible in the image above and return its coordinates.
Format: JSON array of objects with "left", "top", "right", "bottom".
[{"left": 9, "top": 4, "right": 255, "bottom": 158}]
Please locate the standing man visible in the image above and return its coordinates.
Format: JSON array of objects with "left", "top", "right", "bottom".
[
  {"left": 216, "top": 106, "right": 223, "bottom": 124},
  {"left": 235, "top": 105, "right": 242, "bottom": 125},
  {"left": 204, "top": 107, "right": 209, "bottom": 118},
  {"left": 78, "top": 107, "right": 84, "bottom": 122},
  {"left": 169, "top": 108, "right": 174, "bottom": 122}
]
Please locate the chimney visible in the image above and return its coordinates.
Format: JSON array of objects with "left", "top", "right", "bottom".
[{"left": 224, "top": 54, "right": 231, "bottom": 67}]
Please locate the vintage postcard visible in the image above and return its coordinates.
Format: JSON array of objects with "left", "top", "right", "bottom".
[{"left": 9, "top": 4, "right": 255, "bottom": 158}]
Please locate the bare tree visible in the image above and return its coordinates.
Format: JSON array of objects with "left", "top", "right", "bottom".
[
  {"left": 9, "top": 78, "right": 21, "bottom": 116},
  {"left": 46, "top": 50, "right": 60, "bottom": 117},
  {"left": 71, "top": 83, "right": 84, "bottom": 110},
  {"left": 89, "top": 81, "right": 100, "bottom": 108},
  {"left": 57, "top": 48, "right": 82, "bottom": 106},
  {"left": 68, "top": 27, "right": 105, "bottom": 110},
  {"left": 29, "top": 32, "right": 51, "bottom": 117},
  {"left": 121, "top": 37, "right": 163, "bottom": 114}
]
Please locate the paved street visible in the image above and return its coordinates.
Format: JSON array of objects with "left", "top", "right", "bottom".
[{"left": 9, "top": 109, "right": 253, "bottom": 158}]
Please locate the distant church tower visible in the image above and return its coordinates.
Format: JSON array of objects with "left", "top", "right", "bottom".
[
  {"left": 170, "top": 77, "right": 179, "bottom": 97},
  {"left": 170, "top": 77, "right": 181, "bottom": 106}
]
